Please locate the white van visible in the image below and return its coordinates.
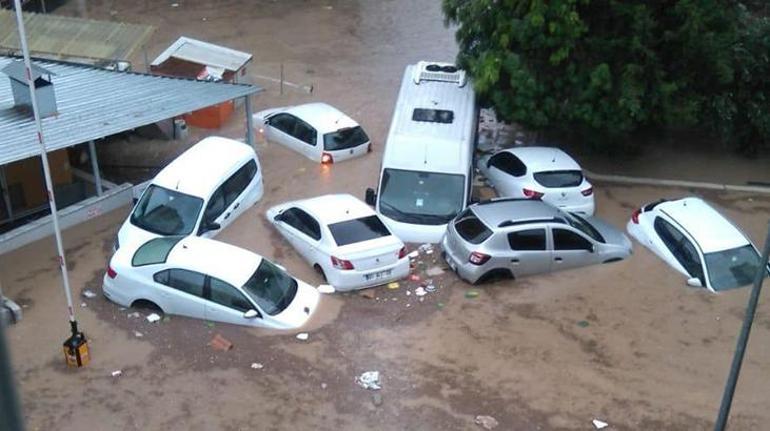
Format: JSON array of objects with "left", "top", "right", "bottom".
[
  {"left": 116, "top": 136, "right": 264, "bottom": 250},
  {"left": 365, "top": 61, "right": 477, "bottom": 244}
]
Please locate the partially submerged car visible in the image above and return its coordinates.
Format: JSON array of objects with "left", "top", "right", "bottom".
[
  {"left": 477, "top": 147, "right": 595, "bottom": 216},
  {"left": 627, "top": 197, "right": 769, "bottom": 292},
  {"left": 116, "top": 136, "right": 264, "bottom": 250},
  {"left": 266, "top": 194, "right": 409, "bottom": 291},
  {"left": 103, "top": 236, "right": 319, "bottom": 329},
  {"left": 254, "top": 103, "right": 371, "bottom": 164},
  {"left": 441, "top": 198, "right": 631, "bottom": 284}
]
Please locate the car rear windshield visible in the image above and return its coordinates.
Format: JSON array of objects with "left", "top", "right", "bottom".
[
  {"left": 329, "top": 215, "right": 391, "bottom": 247},
  {"left": 132, "top": 236, "right": 184, "bottom": 266},
  {"left": 454, "top": 208, "right": 492, "bottom": 244},
  {"left": 564, "top": 212, "right": 604, "bottom": 243},
  {"left": 130, "top": 185, "right": 203, "bottom": 236},
  {"left": 533, "top": 170, "right": 583, "bottom": 188},
  {"left": 323, "top": 126, "right": 369, "bottom": 151},
  {"left": 242, "top": 259, "right": 298, "bottom": 316},
  {"left": 705, "top": 244, "right": 768, "bottom": 291}
]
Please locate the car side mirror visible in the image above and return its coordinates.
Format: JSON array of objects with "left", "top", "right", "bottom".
[
  {"left": 243, "top": 309, "right": 259, "bottom": 319},
  {"left": 200, "top": 222, "right": 221, "bottom": 235},
  {"left": 686, "top": 277, "right": 703, "bottom": 288},
  {"left": 365, "top": 188, "right": 377, "bottom": 206}
]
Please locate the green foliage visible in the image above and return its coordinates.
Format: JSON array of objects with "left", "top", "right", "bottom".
[{"left": 443, "top": 0, "right": 769, "bottom": 152}]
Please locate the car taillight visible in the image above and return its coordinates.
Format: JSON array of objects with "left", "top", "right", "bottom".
[
  {"left": 107, "top": 265, "right": 117, "bottom": 279},
  {"left": 398, "top": 246, "right": 407, "bottom": 259},
  {"left": 631, "top": 208, "right": 641, "bottom": 224},
  {"left": 523, "top": 188, "right": 544, "bottom": 199},
  {"left": 321, "top": 152, "right": 334, "bottom": 164},
  {"left": 581, "top": 187, "right": 593, "bottom": 196},
  {"left": 468, "top": 251, "right": 491, "bottom": 265},
  {"left": 331, "top": 255, "right": 354, "bottom": 270}
]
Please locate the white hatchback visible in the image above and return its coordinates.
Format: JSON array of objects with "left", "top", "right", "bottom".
[
  {"left": 253, "top": 103, "right": 371, "bottom": 164},
  {"left": 116, "top": 136, "right": 264, "bottom": 250},
  {"left": 266, "top": 194, "right": 410, "bottom": 291},
  {"left": 103, "top": 236, "right": 320, "bottom": 329},
  {"left": 627, "top": 197, "right": 768, "bottom": 292},
  {"left": 477, "top": 147, "right": 595, "bottom": 215}
]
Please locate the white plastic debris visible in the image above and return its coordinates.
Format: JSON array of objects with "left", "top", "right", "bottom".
[
  {"left": 127, "top": 312, "right": 140, "bottom": 319},
  {"left": 356, "top": 371, "right": 381, "bottom": 390},
  {"left": 82, "top": 290, "right": 97, "bottom": 299},
  {"left": 146, "top": 313, "right": 161, "bottom": 323},
  {"left": 407, "top": 250, "right": 419, "bottom": 259},
  {"left": 250, "top": 362, "right": 264, "bottom": 370},
  {"left": 80, "top": 302, "right": 87, "bottom": 308},
  {"left": 111, "top": 370, "right": 122, "bottom": 377},
  {"left": 592, "top": 419, "right": 608, "bottom": 429},
  {"left": 415, "top": 287, "right": 427, "bottom": 297},
  {"left": 170, "top": 2, "right": 179, "bottom": 7},
  {"left": 317, "top": 284, "right": 335, "bottom": 294},
  {"left": 425, "top": 284, "right": 436, "bottom": 292},
  {"left": 133, "top": 331, "right": 143, "bottom": 338},
  {"left": 475, "top": 415, "right": 499, "bottom": 430},
  {"left": 406, "top": 290, "right": 411, "bottom": 296},
  {"left": 321, "top": 382, "right": 327, "bottom": 389},
  {"left": 296, "top": 332, "right": 309, "bottom": 341},
  {"left": 418, "top": 243, "right": 433, "bottom": 253}
]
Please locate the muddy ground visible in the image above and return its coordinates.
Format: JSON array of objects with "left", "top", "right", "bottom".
[{"left": 3, "top": 1, "right": 770, "bottom": 430}]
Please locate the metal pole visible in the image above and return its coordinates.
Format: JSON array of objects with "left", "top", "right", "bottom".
[
  {"left": 12, "top": 0, "right": 80, "bottom": 335},
  {"left": 0, "top": 166, "right": 13, "bottom": 221},
  {"left": 714, "top": 222, "right": 770, "bottom": 431},
  {"left": 280, "top": 63, "right": 284, "bottom": 95},
  {"left": 244, "top": 96, "right": 255, "bottom": 148},
  {"left": 88, "top": 141, "right": 103, "bottom": 196},
  {"left": 0, "top": 323, "right": 25, "bottom": 431}
]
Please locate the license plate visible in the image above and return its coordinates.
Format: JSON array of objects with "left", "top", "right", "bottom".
[
  {"left": 445, "top": 253, "right": 458, "bottom": 272},
  {"left": 365, "top": 270, "right": 391, "bottom": 281}
]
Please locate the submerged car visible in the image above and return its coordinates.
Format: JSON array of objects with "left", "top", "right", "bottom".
[
  {"left": 103, "top": 236, "right": 319, "bottom": 329},
  {"left": 441, "top": 198, "right": 631, "bottom": 284},
  {"left": 627, "top": 197, "right": 768, "bottom": 292},
  {"left": 266, "top": 194, "right": 409, "bottom": 291},
  {"left": 116, "top": 136, "right": 264, "bottom": 250},
  {"left": 477, "top": 147, "right": 595, "bottom": 215},
  {"left": 254, "top": 103, "right": 371, "bottom": 164}
]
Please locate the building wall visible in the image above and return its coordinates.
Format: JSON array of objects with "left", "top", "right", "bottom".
[{"left": 4, "top": 149, "right": 72, "bottom": 210}]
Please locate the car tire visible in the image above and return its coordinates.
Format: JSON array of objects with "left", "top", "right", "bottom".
[
  {"left": 473, "top": 268, "right": 514, "bottom": 285},
  {"left": 131, "top": 299, "right": 163, "bottom": 314}
]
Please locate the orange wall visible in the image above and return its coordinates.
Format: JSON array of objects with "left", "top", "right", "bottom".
[{"left": 5, "top": 149, "right": 72, "bottom": 209}]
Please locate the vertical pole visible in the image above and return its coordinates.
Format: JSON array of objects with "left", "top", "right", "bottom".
[
  {"left": 0, "top": 166, "right": 13, "bottom": 222},
  {"left": 88, "top": 141, "right": 103, "bottom": 196},
  {"left": 13, "top": 0, "right": 80, "bottom": 335},
  {"left": 714, "top": 223, "right": 770, "bottom": 431},
  {"left": 143, "top": 45, "right": 149, "bottom": 73},
  {"left": 244, "top": 96, "right": 255, "bottom": 149},
  {"left": 280, "top": 63, "right": 284, "bottom": 95},
  {"left": 40, "top": 0, "right": 46, "bottom": 13},
  {"left": 77, "top": 0, "right": 87, "bottom": 18},
  {"left": 0, "top": 324, "right": 25, "bottom": 431}
]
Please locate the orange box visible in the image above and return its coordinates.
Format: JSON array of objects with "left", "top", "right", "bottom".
[{"left": 184, "top": 100, "right": 234, "bottom": 129}]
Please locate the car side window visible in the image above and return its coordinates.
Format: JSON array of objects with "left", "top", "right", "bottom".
[
  {"left": 202, "top": 187, "right": 226, "bottom": 226},
  {"left": 508, "top": 229, "right": 546, "bottom": 250},
  {"left": 208, "top": 277, "right": 255, "bottom": 313},
  {"left": 488, "top": 152, "right": 527, "bottom": 177},
  {"left": 294, "top": 120, "right": 317, "bottom": 146},
  {"left": 654, "top": 217, "right": 704, "bottom": 282},
  {"left": 222, "top": 159, "right": 258, "bottom": 208},
  {"left": 278, "top": 207, "right": 321, "bottom": 240},
  {"left": 553, "top": 228, "right": 592, "bottom": 251},
  {"left": 154, "top": 269, "right": 205, "bottom": 298},
  {"left": 269, "top": 113, "right": 297, "bottom": 135}
]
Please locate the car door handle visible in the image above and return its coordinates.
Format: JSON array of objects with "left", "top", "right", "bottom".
[
  {"left": 233, "top": 202, "right": 240, "bottom": 210},
  {"left": 510, "top": 258, "right": 520, "bottom": 263},
  {"left": 554, "top": 257, "right": 563, "bottom": 262},
  {"left": 224, "top": 212, "right": 231, "bottom": 220}
]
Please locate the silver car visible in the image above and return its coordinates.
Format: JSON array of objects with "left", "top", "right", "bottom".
[{"left": 441, "top": 199, "right": 632, "bottom": 284}]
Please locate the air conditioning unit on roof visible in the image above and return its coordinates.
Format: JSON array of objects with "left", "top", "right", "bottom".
[{"left": 412, "top": 61, "right": 467, "bottom": 87}]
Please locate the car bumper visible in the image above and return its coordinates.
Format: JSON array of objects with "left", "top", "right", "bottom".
[
  {"left": 327, "top": 257, "right": 410, "bottom": 291},
  {"left": 441, "top": 236, "right": 485, "bottom": 284},
  {"left": 102, "top": 274, "right": 132, "bottom": 308}
]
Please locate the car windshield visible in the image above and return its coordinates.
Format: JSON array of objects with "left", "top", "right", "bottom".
[
  {"left": 454, "top": 208, "right": 492, "bottom": 244},
  {"left": 242, "top": 259, "right": 298, "bottom": 316},
  {"left": 564, "top": 212, "right": 604, "bottom": 243},
  {"left": 378, "top": 168, "right": 465, "bottom": 225},
  {"left": 328, "top": 215, "right": 391, "bottom": 246},
  {"left": 130, "top": 185, "right": 203, "bottom": 235},
  {"left": 705, "top": 245, "right": 768, "bottom": 291},
  {"left": 534, "top": 170, "right": 583, "bottom": 188},
  {"left": 323, "top": 126, "right": 369, "bottom": 151}
]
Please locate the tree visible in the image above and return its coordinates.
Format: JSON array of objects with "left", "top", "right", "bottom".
[{"left": 443, "top": 0, "right": 768, "bottom": 152}]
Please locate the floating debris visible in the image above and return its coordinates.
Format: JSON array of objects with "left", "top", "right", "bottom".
[
  {"left": 82, "top": 290, "right": 97, "bottom": 299},
  {"left": 146, "top": 313, "right": 161, "bottom": 323},
  {"left": 317, "top": 284, "right": 335, "bottom": 294},
  {"left": 356, "top": 371, "right": 381, "bottom": 390},
  {"left": 475, "top": 415, "right": 499, "bottom": 430},
  {"left": 250, "top": 362, "right": 264, "bottom": 370},
  {"left": 465, "top": 290, "right": 480, "bottom": 299},
  {"left": 296, "top": 332, "right": 309, "bottom": 341}
]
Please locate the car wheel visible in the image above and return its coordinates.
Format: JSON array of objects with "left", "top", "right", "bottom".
[
  {"left": 473, "top": 268, "right": 514, "bottom": 285},
  {"left": 313, "top": 264, "right": 327, "bottom": 282},
  {"left": 131, "top": 299, "right": 163, "bottom": 314}
]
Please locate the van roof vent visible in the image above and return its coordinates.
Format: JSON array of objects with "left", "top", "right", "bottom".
[{"left": 412, "top": 61, "right": 467, "bottom": 87}]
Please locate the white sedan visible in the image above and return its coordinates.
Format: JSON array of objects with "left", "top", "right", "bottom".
[
  {"left": 266, "top": 194, "right": 410, "bottom": 291},
  {"left": 253, "top": 103, "right": 371, "bottom": 164},
  {"left": 477, "top": 146, "right": 595, "bottom": 215},
  {"left": 627, "top": 197, "right": 768, "bottom": 292},
  {"left": 103, "top": 236, "right": 320, "bottom": 329}
]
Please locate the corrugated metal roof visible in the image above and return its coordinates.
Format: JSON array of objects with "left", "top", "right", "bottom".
[
  {"left": 151, "top": 37, "right": 252, "bottom": 72},
  {"left": 0, "top": 55, "right": 262, "bottom": 166},
  {"left": 0, "top": 10, "right": 154, "bottom": 62}
]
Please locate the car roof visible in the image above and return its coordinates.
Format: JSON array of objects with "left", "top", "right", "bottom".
[
  {"left": 505, "top": 147, "right": 581, "bottom": 173},
  {"left": 293, "top": 194, "right": 375, "bottom": 225},
  {"left": 153, "top": 137, "right": 255, "bottom": 198},
  {"left": 166, "top": 236, "right": 262, "bottom": 286},
  {"left": 657, "top": 198, "right": 750, "bottom": 252},
  {"left": 471, "top": 199, "right": 563, "bottom": 228},
  {"left": 285, "top": 103, "right": 359, "bottom": 135}
]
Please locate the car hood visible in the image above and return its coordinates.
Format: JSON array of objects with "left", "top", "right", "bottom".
[
  {"left": 585, "top": 216, "right": 632, "bottom": 250},
  {"left": 271, "top": 280, "right": 320, "bottom": 329},
  {"left": 117, "top": 218, "right": 162, "bottom": 251}
]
